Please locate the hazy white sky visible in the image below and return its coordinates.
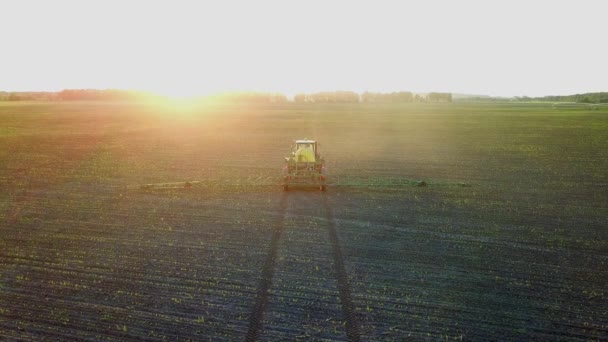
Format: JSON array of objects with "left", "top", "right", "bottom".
[{"left": 1, "top": 0, "right": 606, "bottom": 97}]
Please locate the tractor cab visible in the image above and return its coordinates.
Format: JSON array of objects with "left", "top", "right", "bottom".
[{"left": 292, "top": 139, "right": 318, "bottom": 162}]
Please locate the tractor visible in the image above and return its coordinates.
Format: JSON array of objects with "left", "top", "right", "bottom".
[{"left": 283, "top": 139, "right": 327, "bottom": 191}]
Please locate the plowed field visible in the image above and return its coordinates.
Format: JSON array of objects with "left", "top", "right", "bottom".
[{"left": 1, "top": 101, "right": 607, "bottom": 340}]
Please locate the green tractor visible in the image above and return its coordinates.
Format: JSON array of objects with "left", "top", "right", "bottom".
[{"left": 283, "top": 139, "right": 327, "bottom": 191}]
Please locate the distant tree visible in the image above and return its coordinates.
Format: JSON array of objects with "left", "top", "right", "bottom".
[
  {"left": 8, "top": 93, "right": 23, "bottom": 101},
  {"left": 427, "top": 92, "right": 452, "bottom": 102},
  {"left": 578, "top": 96, "right": 592, "bottom": 103},
  {"left": 360, "top": 92, "right": 373, "bottom": 103},
  {"left": 397, "top": 91, "right": 414, "bottom": 102},
  {"left": 334, "top": 91, "right": 359, "bottom": 103},
  {"left": 360, "top": 91, "right": 413, "bottom": 103},
  {"left": 294, "top": 93, "right": 307, "bottom": 103},
  {"left": 270, "top": 93, "right": 288, "bottom": 103},
  {"left": 414, "top": 94, "right": 426, "bottom": 102}
]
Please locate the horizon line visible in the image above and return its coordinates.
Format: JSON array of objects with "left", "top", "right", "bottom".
[{"left": 1, "top": 88, "right": 607, "bottom": 99}]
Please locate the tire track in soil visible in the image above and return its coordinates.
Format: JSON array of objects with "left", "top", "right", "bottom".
[
  {"left": 322, "top": 194, "right": 361, "bottom": 342},
  {"left": 247, "top": 192, "right": 360, "bottom": 341},
  {"left": 246, "top": 192, "right": 289, "bottom": 342}
]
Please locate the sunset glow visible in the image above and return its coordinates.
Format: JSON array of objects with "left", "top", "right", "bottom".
[{"left": 2, "top": 0, "right": 607, "bottom": 97}]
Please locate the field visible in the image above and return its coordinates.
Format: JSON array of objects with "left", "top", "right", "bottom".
[{"left": 1, "top": 101, "right": 607, "bottom": 340}]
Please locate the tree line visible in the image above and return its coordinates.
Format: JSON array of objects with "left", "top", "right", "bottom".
[
  {"left": 206, "top": 92, "right": 288, "bottom": 103},
  {"left": 294, "top": 91, "right": 452, "bottom": 103},
  {"left": 1, "top": 89, "right": 453, "bottom": 103},
  {"left": 0, "top": 89, "right": 288, "bottom": 103},
  {"left": 0, "top": 91, "right": 57, "bottom": 101},
  {"left": 452, "top": 92, "right": 608, "bottom": 104},
  {"left": 5, "top": 89, "right": 607, "bottom": 104},
  {"left": 519, "top": 92, "right": 608, "bottom": 104},
  {"left": 0, "top": 89, "right": 149, "bottom": 101}
]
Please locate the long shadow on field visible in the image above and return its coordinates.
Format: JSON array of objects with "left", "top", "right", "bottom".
[
  {"left": 322, "top": 194, "right": 360, "bottom": 341},
  {"left": 246, "top": 190, "right": 360, "bottom": 341},
  {"left": 246, "top": 193, "right": 289, "bottom": 341}
]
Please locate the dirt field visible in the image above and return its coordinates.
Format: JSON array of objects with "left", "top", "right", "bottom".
[{"left": 1, "top": 101, "right": 607, "bottom": 340}]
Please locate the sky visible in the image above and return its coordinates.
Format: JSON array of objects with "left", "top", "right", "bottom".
[{"left": 1, "top": 0, "right": 606, "bottom": 97}]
